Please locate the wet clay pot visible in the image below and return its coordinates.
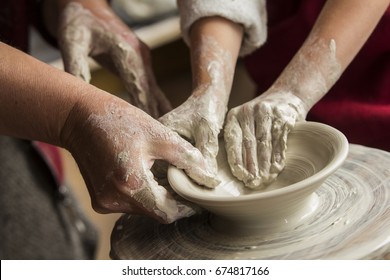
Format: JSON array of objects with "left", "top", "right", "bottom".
[{"left": 111, "top": 122, "right": 390, "bottom": 259}]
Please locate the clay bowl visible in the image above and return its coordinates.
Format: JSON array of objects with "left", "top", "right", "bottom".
[{"left": 168, "top": 122, "right": 349, "bottom": 235}]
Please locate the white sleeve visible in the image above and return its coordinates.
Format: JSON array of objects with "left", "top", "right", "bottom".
[{"left": 177, "top": 0, "right": 267, "bottom": 56}]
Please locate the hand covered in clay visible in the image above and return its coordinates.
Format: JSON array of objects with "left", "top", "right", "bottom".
[
  {"left": 158, "top": 17, "right": 243, "bottom": 188},
  {"left": 224, "top": 90, "right": 307, "bottom": 189},
  {"left": 159, "top": 83, "right": 227, "bottom": 188},
  {"left": 58, "top": 1, "right": 170, "bottom": 117},
  {"left": 62, "top": 95, "right": 214, "bottom": 223}
]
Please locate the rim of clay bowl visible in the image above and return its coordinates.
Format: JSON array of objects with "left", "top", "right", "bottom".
[{"left": 168, "top": 122, "right": 349, "bottom": 203}]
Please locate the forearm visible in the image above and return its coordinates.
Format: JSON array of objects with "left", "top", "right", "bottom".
[
  {"left": 189, "top": 16, "right": 243, "bottom": 103},
  {"left": 272, "top": 0, "right": 390, "bottom": 111},
  {"left": 178, "top": 0, "right": 267, "bottom": 56},
  {"left": 0, "top": 42, "right": 103, "bottom": 146},
  {"left": 314, "top": 0, "right": 390, "bottom": 67}
]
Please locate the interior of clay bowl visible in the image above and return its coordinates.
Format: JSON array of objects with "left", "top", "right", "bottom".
[{"left": 168, "top": 121, "right": 349, "bottom": 234}]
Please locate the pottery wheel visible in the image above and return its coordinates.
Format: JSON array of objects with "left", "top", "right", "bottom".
[{"left": 110, "top": 145, "right": 390, "bottom": 260}]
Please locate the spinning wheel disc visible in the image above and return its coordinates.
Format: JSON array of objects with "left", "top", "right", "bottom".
[{"left": 111, "top": 145, "right": 390, "bottom": 260}]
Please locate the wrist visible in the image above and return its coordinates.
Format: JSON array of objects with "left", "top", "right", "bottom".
[
  {"left": 262, "top": 90, "right": 308, "bottom": 121},
  {"left": 59, "top": 87, "right": 112, "bottom": 151},
  {"left": 189, "top": 18, "right": 242, "bottom": 99},
  {"left": 271, "top": 37, "right": 341, "bottom": 112}
]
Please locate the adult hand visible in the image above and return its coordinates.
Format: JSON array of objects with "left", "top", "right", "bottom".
[
  {"left": 224, "top": 90, "right": 307, "bottom": 189},
  {"left": 61, "top": 94, "right": 214, "bottom": 223},
  {"left": 57, "top": 1, "right": 171, "bottom": 118}
]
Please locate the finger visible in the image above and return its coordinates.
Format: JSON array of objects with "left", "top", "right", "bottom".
[
  {"left": 270, "top": 117, "right": 286, "bottom": 176},
  {"left": 193, "top": 117, "right": 220, "bottom": 176},
  {"left": 109, "top": 42, "right": 157, "bottom": 116},
  {"left": 238, "top": 107, "right": 258, "bottom": 181},
  {"left": 224, "top": 112, "right": 249, "bottom": 183},
  {"left": 155, "top": 132, "right": 220, "bottom": 188},
  {"left": 124, "top": 169, "right": 196, "bottom": 223},
  {"left": 150, "top": 162, "right": 203, "bottom": 217},
  {"left": 106, "top": 157, "right": 196, "bottom": 223},
  {"left": 111, "top": 47, "right": 145, "bottom": 109},
  {"left": 253, "top": 107, "right": 273, "bottom": 188},
  {"left": 60, "top": 28, "right": 92, "bottom": 83},
  {"left": 270, "top": 106, "right": 296, "bottom": 175},
  {"left": 159, "top": 112, "right": 193, "bottom": 142},
  {"left": 270, "top": 120, "right": 293, "bottom": 175},
  {"left": 145, "top": 170, "right": 197, "bottom": 223},
  {"left": 153, "top": 166, "right": 203, "bottom": 216}
]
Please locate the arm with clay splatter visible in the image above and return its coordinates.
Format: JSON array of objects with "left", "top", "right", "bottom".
[
  {"left": 0, "top": 42, "right": 217, "bottom": 223},
  {"left": 159, "top": 17, "right": 243, "bottom": 187},
  {"left": 160, "top": 0, "right": 266, "bottom": 187},
  {"left": 224, "top": 0, "right": 390, "bottom": 188},
  {"left": 42, "top": 0, "right": 171, "bottom": 118}
]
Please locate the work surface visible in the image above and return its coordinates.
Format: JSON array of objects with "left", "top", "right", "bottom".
[{"left": 111, "top": 144, "right": 390, "bottom": 260}]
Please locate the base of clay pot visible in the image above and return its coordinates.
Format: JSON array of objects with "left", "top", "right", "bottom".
[
  {"left": 209, "top": 192, "right": 320, "bottom": 236},
  {"left": 110, "top": 145, "right": 390, "bottom": 260}
]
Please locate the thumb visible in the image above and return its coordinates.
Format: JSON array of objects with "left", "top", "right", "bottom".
[{"left": 159, "top": 134, "right": 220, "bottom": 188}]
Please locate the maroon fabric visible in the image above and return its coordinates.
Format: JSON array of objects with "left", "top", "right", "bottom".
[
  {"left": 33, "top": 142, "right": 64, "bottom": 186},
  {"left": 0, "top": 0, "right": 30, "bottom": 51},
  {"left": 1, "top": 0, "right": 64, "bottom": 184},
  {"left": 0, "top": 0, "right": 56, "bottom": 51},
  {"left": 244, "top": 0, "right": 390, "bottom": 151}
]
